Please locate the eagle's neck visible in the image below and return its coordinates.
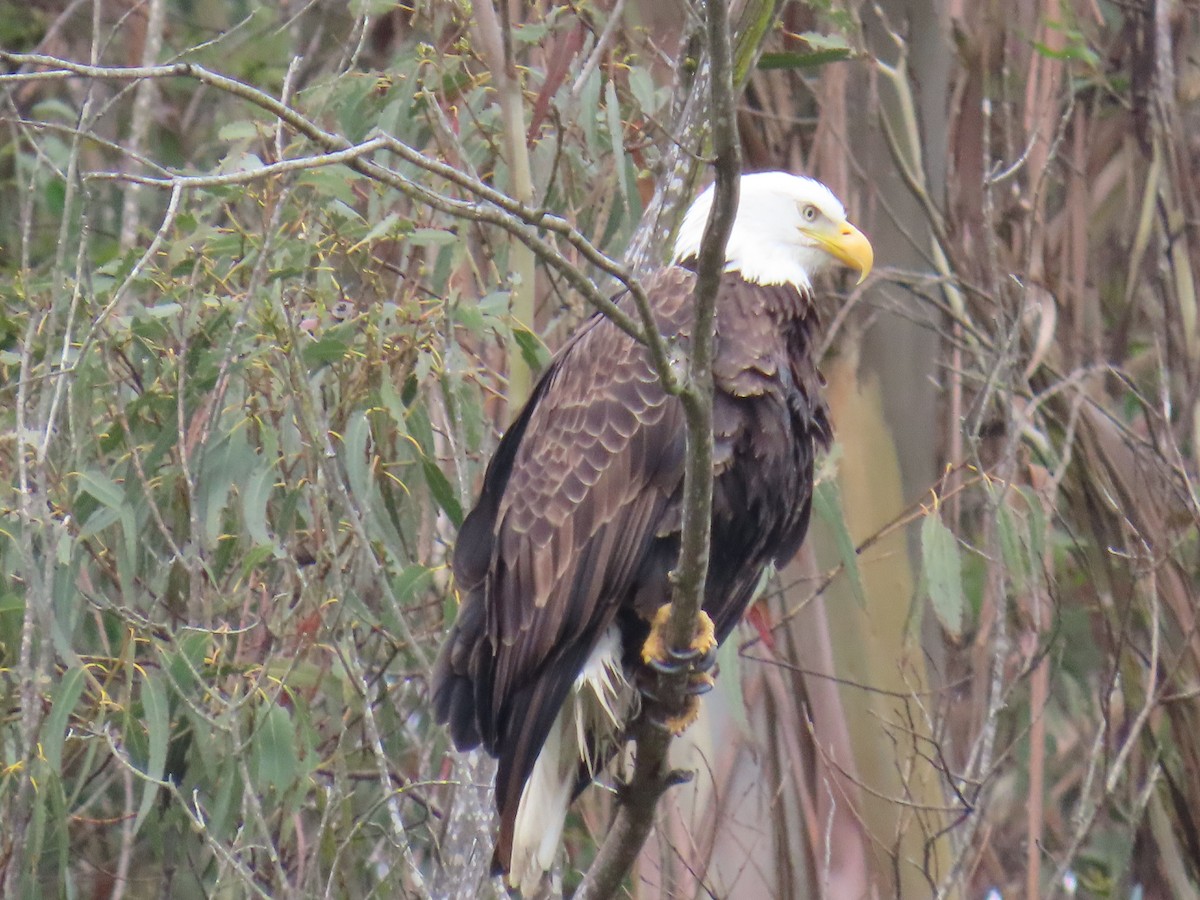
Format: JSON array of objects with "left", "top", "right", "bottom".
[
  {"left": 725, "top": 270, "right": 815, "bottom": 327},
  {"left": 675, "top": 254, "right": 814, "bottom": 296},
  {"left": 724, "top": 259, "right": 813, "bottom": 293}
]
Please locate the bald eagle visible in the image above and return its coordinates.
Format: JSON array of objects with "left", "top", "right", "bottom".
[{"left": 433, "top": 171, "right": 873, "bottom": 893}]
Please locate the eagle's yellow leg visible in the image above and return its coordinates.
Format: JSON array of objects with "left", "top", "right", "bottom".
[{"left": 640, "top": 605, "right": 718, "bottom": 734}]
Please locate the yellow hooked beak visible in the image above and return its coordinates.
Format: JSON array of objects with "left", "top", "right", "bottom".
[{"left": 802, "top": 219, "right": 874, "bottom": 284}]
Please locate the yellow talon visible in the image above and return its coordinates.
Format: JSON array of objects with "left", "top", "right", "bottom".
[
  {"left": 662, "top": 696, "right": 702, "bottom": 735},
  {"left": 641, "top": 604, "right": 671, "bottom": 666},
  {"left": 641, "top": 605, "right": 717, "bottom": 666},
  {"left": 640, "top": 608, "right": 719, "bottom": 736},
  {"left": 693, "top": 609, "right": 717, "bottom": 657}
]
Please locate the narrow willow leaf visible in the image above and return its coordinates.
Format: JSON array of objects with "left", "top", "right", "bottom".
[
  {"left": 131, "top": 668, "right": 169, "bottom": 836},
  {"left": 241, "top": 462, "right": 277, "bottom": 549},
  {"left": 76, "top": 504, "right": 119, "bottom": 539},
  {"left": 813, "top": 480, "right": 866, "bottom": 607},
  {"left": 757, "top": 48, "right": 851, "bottom": 69},
  {"left": 578, "top": 64, "right": 600, "bottom": 155},
  {"left": 349, "top": 212, "right": 401, "bottom": 251},
  {"left": 628, "top": 67, "right": 658, "bottom": 115},
  {"left": 922, "top": 511, "right": 964, "bottom": 639},
  {"left": 407, "top": 228, "right": 457, "bottom": 247},
  {"left": 253, "top": 703, "right": 299, "bottom": 794},
  {"left": 604, "top": 78, "right": 629, "bottom": 210},
  {"left": 394, "top": 564, "right": 434, "bottom": 606},
  {"left": 142, "top": 301, "right": 183, "bottom": 319},
  {"left": 422, "top": 459, "right": 463, "bottom": 527},
  {"left": 343, "top": 411, "right": 373, "bottom": 501},
  {"left": 512, "top": 326, "right": 550, "bottom": 373},
  {"left": 1019, "top": 485, "right": 1048, "bottom": 590},
  {"left": 43, "top": 666, "right": 87, "bottom": 771},
  {"left": 217, "top": 120, "right": 259, "bottom": 141},
  {"left": 797, "top": 30, "right": 853, "bottom": 51},
  {"left": 77, "top": 469, "right": 124, "bottom": 509},
  {"left": 996, "top": 501, "right": 1028, "bottom": 594},
  {"left": 296, "top": 166, "right": 360, "bottom": 206},
  {"left": 204, "top": 747, "right": 240, "bottom": 840},
  {"left": 301, "top": 333, "right": 352, "bottom": 368}
]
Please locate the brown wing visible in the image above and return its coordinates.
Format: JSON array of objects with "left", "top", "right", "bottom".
[{"left": 432, "top": 267, "right": 695, "bottom": 859}]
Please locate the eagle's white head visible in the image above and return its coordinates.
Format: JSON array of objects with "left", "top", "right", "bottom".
[{"left": 672, "top": 171, "right": 873, "bottom": 291}]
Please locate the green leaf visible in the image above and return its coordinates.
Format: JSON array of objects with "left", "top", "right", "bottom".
[
  {"left": 42, "top": 666, "right": 87, "bottom": 771},
  {"left": 604, "top": 78, "right": 629, "bottom": 210},
  {"left": 393, "top": 564, "right": 434, "bottom": 605},
  {"left": 796, "top": 30, "right": 852, "bottom": 52},
  {"left": 240, "top": 543, "right": 277, "bottom": 578},
  {"left": 1020, "top": 486, "right": 1047, "bottom": 579},
  {"left": 758, "top": 48, "right": 851, "bottom": 70},
  {"left": 76, "top": 469, "right": 125, "bottom": 509},
  {"left": 343, "top": 411, "right": 378, "bottom": 521},
  {"left": 140, "top": 301, "right": 183, "bottom": 319},
  {"left": 454, "top": 301, "right": 485, "bottom": 336},
  {"left": 350, "top": 212, "right": 402, "bottom": 251},
  {"left": 297, "top": 166, "right": 361, "bottom": 206},
  {"left": 422, "top": 459, "right": 463, "bottom": 528},
  {"left": 513, "top": 20, "right": 550, "bottom": 43},
  {"left": 578, "top": 65, "right": 601, "bottom": 156},
  {"left": 512, "top": 326, "right": 550, "bottom": 373},
  {"left": 996, "top": 500, "right": 1027, "bottom": 594},
  {"left": 758, "top": 30, "right": 852, "bottom": 69},
  {"left": 922, "top": 511, "right": 964, "bottom": 639},
  {"left": 407, "top": 228, "right": 457, "bottom": 247},
  {"left": 240, "top": 461, "right": 278, "bottom": 549},
  {"left": 165, "top": 633, "right": 210, "bottom": 695},
  {"left": 302, "top": 334, "right": 352, "bottom": 368},
  {"left": 222, "top": 151, "right": 264, "bottom": 173},
  {"left": 131, "top": 668, "right": 170, "bottom": 836},
  {"left": 253, "top": 702, "right": 298, "bottom": 794},
  {"left": 217, "top": 120, "right": 259, "bottom": 141},
  {"left": 628, "top": 67, "right": 659, "bottom": 115},
  {"left": 812, "top": 480, "right": 865, "bottom": 606}
]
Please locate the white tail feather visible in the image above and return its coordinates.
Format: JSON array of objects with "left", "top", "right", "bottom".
[{"left": 508, "top": 625, "right": 631, "bottom": 894}]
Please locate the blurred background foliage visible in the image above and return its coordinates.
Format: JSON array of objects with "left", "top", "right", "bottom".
[{"left": 1, "top": 1, "right": 1199, "bottom": 898}]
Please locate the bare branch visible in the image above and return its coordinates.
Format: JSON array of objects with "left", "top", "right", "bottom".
[{"left": 575, "top": 0, "right": 744, "bottom": 891}]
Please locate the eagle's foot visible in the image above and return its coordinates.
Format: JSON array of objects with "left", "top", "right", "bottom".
[
  {"left": 640, "top": 605, "right": 718, "bottom": 676},
  {"left": 639, "top": 606, "right": 718, "bottom": 734},
  {"left": 634, "top": 665, "right": 717, "bottom": 704},
  {"left": 650, "top": 695, "right": 702, "bottom": 735},
  {"left": 685, "top": 669, "right": 716, "bottom": 696}
]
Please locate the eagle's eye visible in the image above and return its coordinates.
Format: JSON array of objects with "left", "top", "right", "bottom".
[{"left": 801, "top": 204, "right": 819, "bottom": 223}]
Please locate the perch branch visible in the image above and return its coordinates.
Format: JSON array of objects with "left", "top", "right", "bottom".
[{"left": 574, "top": 0, "right": 742, "bottom": 892}]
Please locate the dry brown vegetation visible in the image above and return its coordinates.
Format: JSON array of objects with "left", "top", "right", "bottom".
[{"left": 1, "top": 1, "right": 1199, "bottom": 898}]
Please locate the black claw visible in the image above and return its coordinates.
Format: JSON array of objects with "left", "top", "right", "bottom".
[
  {"left": 694, "top": 645, "right": 719, "bottom": 674},
  {"left": 646, "top": 641, "right": 713, "bottom": 675},
  {"left": 645, "top": 707, "right": 677, "bottom": 732},
  {"left": 647, "top": 654, "right": 692, "bottom": 676},
  {"left": 665, "top": 768, "right": 695, "bottom": 788},
  {"left": 634, "top": 670, "right": 664, "bottom": 702},
  {"left": 684, "top": 676, "right": 714, "bottom": 697}
]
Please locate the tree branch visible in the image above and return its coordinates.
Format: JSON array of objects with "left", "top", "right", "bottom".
[
  {"left": 574, "top": 0, "right": 743, "bottom": 893},
  {"left": 0, "top": 51, "right": 678, "bottom": 391}
]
